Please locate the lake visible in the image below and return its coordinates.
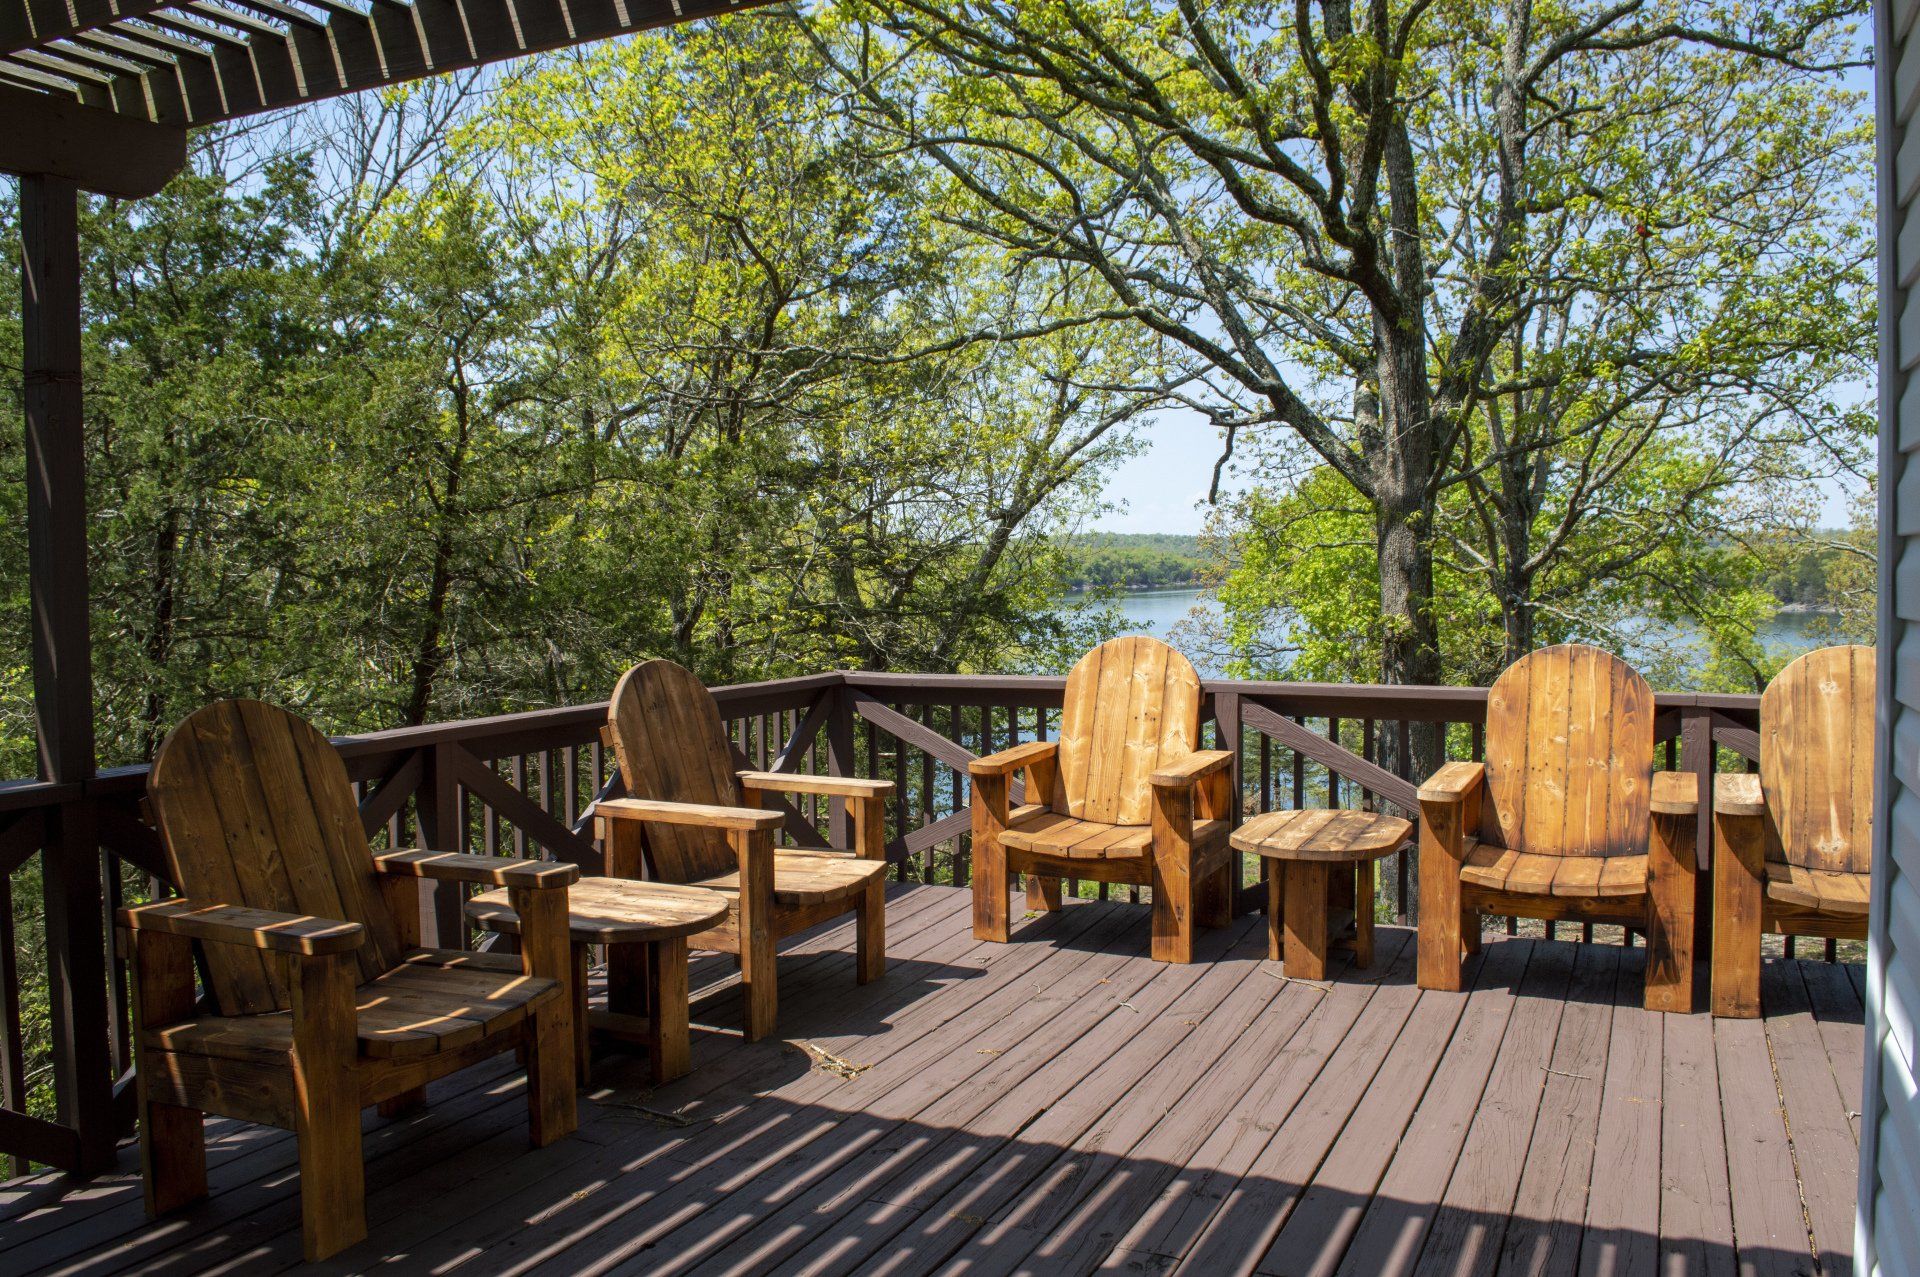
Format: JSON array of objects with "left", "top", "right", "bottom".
[{"left": 1062, "top": 587, "right": 1839, "bottom": 682}]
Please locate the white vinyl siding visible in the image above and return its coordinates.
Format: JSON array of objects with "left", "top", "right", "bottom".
[{"left": 1865, "top": 3, "right": 1920, "bottom": 1272}]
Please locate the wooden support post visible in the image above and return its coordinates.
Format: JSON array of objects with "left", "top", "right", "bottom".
[
  {"left": 22, "top": 174, "right": 115, "bottom": 1173},
  {"left": 1681, "top": 706, "right": 1715, "bottom": 961}
]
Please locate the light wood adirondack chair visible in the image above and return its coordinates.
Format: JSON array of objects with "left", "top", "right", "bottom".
[
  {"left": 1417, "top": 644, "right": 1700, "bottom": 1011},
  {"left": 596, "top": 659, "right": 894, "bottom": 1041},
  {"left": 123, "top": 700, "right": 578, "bottom": 1262},
  {"left": 1712, "top": 645, "right": 1874, "bottom": 1018},
  {"left": 969, "top": 636, "right": 1235, "bottom": 963}
]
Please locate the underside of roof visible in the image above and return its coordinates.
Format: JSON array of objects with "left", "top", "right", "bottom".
[{"left": 2, "top": 0, "right": 772, "bottom": 127}]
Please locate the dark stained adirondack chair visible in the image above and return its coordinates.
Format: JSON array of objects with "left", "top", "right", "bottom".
[
  {"left": 123, "top": 700, "right": 578, "bottom": 1261},
  {"left": 969, "top": 635, "right": 1235, "bottom": 963},
  {"left": 1417, "top": 644, "right": 1700, "bottom": 1011},
  {"left": 1712, "top": 645, "right": 1874, "bottom": 1018},
  {"left": 596, "top": 659, "right": 894, "bottom": 1041}
]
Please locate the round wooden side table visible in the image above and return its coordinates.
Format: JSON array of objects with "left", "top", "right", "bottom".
[
  {"left": 1231, "top": 809, "right": 1413, "bottom": 979},
  {"left": 467, "top": 878, "right": 727, "bottom": 1084}
]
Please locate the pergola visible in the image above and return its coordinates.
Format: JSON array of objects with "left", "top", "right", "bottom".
[{"left": 3, "top": 0, "right": 771, "bottom": 1174}]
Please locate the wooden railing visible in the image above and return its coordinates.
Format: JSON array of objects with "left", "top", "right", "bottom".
[{"left": 0, "top": 669, "right": 1778, "bottom": 1177}]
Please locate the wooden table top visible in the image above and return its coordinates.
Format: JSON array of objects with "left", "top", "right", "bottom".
[
  {"left": 1231, "top": 808, "right": 1414, "bottom": 862},
  {"left": 466, "top": 877, "right": 729, "bottom": 943}
]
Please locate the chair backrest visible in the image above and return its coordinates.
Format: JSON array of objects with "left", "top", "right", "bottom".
[
  {"left": 1052, "top": 636, "right": 1203, "bottom": 825},
  {"left": 1760, "top": 644, "right": 1875, "bottom": 874},
  {"left": 148, "top": 700, "right": 405, "bottom": 1014},
  {"left": 1482, "top": 644, "right": 1655, "bottom": 858},
  {"left": 606, "top": 658, "right": 743, "bottom": 883}
]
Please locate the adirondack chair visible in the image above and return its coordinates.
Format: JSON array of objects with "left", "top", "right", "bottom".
[
  {"left": 1712, "top": 645, "right": 1874, "bottom": 1018},
  {"left": 968, "top": 635, "right": 1235, "bottom": 963},
  {"left": 122, "top": 700, "right": 578, "bottom": 1262},
  {"left": 1417, "top": 644, "right": 1700, "bottom": 1011},
  {"left": 596, "top": 659, "right": 894, "bottom": 1041}
]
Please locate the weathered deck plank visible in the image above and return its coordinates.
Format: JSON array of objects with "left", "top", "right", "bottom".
[{"left": 0, "top": 885, "right": 1857, "bottom": 1277}]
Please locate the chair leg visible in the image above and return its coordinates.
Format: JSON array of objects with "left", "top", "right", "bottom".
[
  {"left": 140, "top": 1098, "right": 207, "bottom": 1218},
  {"left": 1712, "top": 813, "right": 1766, "bottom": 1018},
  {"left": 292, "top": 954, "right": 365, "bottom": 1262},
  {"left": 1417, "top": 821, "right": 1466, "bottom": 992},
  {"left": 857, "top": 875, "right": 887, "bottom": 984},
  {"left": 973, "top": 835, "right": 1011, "bottom": 943},
  {"left": 133, "top": 927, "right": 206, "bottom": 1218},
  {"left": 1026, "top": 874, "right": 1063, "bottom": 912},
  {"left": 1461, "top": 908, "right": 1481, "bottom": 956},
  {"left": 741, "top": 910, "right": 779, "bottom": 1042},
  {"left": 1646, "top": 814, "right": 1697, "bottom": 1014},
  {"left": 1150, "top": 863, "right": 1198, "bottom": 964},
  {"left": 1199, "top": 861, "right": 1233, "bottom": 930}
]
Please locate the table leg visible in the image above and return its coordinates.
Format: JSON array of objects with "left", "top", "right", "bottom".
[
  {"left": 1354, "top": 861, "right": 1374, "bottom": 971},
  {"left": 607, "top": 937, "right": 648, "bottom": 1019},
  {"left": 1265, "top": 869, "right": 1285, "bottom": 962},
  {"left": 647, "top": 937, "right": 691, "bottom": 1084},
  {"left": 571, "top": 942, "right": 591, "bottom": 1085},
  {"left": 1283, "top": 860, "right": 1329, "bottom": 980}
]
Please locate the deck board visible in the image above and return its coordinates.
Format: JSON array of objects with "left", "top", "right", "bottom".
[{"left": 0, "top": 884, "right": 1861, "bottom": 1277}]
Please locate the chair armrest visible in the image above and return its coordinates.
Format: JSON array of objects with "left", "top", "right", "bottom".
[
  {"left": 1651, "top": 771, "right": 1699, "bottom": 816},
  {"left": 969, "top": 740, "right": 1058, "bottom": 777},
  {"left": 372, "top": 850, "right": 578, "bottom": 889},
  {"left": 1713, "top": 772, "right": 1765, "bottom": 817},
  {"left": 597, "top": 796, "right": 784, "bottom": 832},
  {"left": 1417, "top": 761, "right": 1485, "bottom": 805},
  {"left": 120, "top": 900, "right": 365, "bottom": 956},
  {"left": 1150, "top": 750, "right": 1233, "bottom": 789},
  {"left": 738, "top": 771, "right": 895, "bottom": 800}
]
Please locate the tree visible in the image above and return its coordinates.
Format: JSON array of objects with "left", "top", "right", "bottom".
[{"left": 816, "top": 0, "right": 1869, "bottom": 759}]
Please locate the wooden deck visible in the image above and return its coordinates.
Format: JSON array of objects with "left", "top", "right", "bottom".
[{"left": 1, "top": 884, "right": 1862, "bottom": 1276}]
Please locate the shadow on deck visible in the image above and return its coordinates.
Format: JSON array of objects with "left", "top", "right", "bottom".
[{"left": 0, "top": 883, "right": 1861, "bottom": 1276}]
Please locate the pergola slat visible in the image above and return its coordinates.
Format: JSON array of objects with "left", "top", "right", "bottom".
[{"left": 7, "top": 0, "right": 780, "bottom": 126}]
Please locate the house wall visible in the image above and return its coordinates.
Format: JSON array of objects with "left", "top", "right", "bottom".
[{"left": 1865, "top": 2, "right": 1920, "bottom": 1271}]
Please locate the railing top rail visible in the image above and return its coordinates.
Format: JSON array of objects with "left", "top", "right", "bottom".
[
  {"left": 16, "top": 668, "right": 1763, "bottom": 805},
  {"left": 842, "top": 669, "right": 1762, "bottom": 712}
]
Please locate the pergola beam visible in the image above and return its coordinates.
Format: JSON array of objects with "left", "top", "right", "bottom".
[{"left": 1, "top": 81, "right": 187, "bottom": 197}]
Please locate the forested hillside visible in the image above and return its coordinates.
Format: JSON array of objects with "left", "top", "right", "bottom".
[{"left": 1059, "top": 535, "right": 1208, "bottom": 592}]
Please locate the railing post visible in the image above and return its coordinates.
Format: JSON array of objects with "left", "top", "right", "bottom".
[
  {"left": 415, "top": 743, "right": 465, "bottom": 947},
  {"left": 827, "top": 680, "right": 855, "bottom": 848},
  {"left": 1682, "top": 703, "right": 1715, "bottom": 965},
  {"left": 41, "top": 800, "right": 114, "bottom": 1171}
]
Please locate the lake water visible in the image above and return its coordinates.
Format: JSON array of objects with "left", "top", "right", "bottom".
[{"left": 1063, "top": 588, "right": 1838, "bottom": 682}]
